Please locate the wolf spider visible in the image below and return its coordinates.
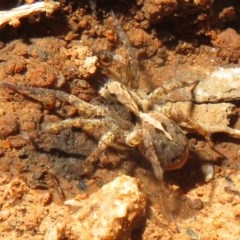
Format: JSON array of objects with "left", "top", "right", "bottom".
[{"left": 3, "top": 80, "right": 190, "bottom": 182}]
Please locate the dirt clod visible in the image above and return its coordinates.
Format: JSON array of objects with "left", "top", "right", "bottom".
[
  {"left": 143, "top": 0, "right": 178, "bottom": 23},
  {"left": 0, "top": 113, "right": 19, "bottom": 138},
  {"left": 212, "top": 28, "right": 240, "bottom": 62}
]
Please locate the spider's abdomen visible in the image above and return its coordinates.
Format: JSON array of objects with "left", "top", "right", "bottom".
[{"left": 139, "top": 112, "right": 189, "bottom": 171}]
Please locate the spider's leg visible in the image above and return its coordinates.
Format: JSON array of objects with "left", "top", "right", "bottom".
[
  {"left": 142, "top": 81, "right": 198, "bottom": 111},
  {"left": 52, "top": 89, "right": 108, "bottom": 117},
  {"left": 182, "top": 117, "right": 227, "bottom": 158},
  {"left": 125, "top": 125, "right": 143, "bottom": 147},
  {"left": 139, "top": 129, "right": 164, "bottom": 180},
  {"left": 124, "top": 126, "right": 163, "bottom": 180},
  {"left": 127, "top": 90, "right": 148, "bottom": 111},
  {"left": 125, "top": 127, "right": 174, "bottom": 219},
  {"left": 111, "top": 11, "right": 140, "bottom": 88},
  {"left": 2, "top": 82, "right": 108, "bottom": 117},
  {"left": 178, "top": 114, "right": 240, "bottom": 157},
  {"left": 43, "top": 117, "right": 118, "bottom": 175},
  {"left": 159, "top": 106, "right": 227, "bottom": 158},
  {"left": 144, "top": 82, "right": 184, "bottom": 110},
  {"left": 80, "top": 127, "right": 119, "bottom": 176},
  {"left": 42, "top": 118, "right": 107, "bottom": 134},
  {"left": 86, "top": 126, "right": 118, "bottom": 164},
  {"left": 115, "top": 81, "right": 190, "bottom": 112},
  {"left": 162, "top": 106, "right": 213, "bottom": 143},
  {"left": 157, "top": 102, "right": 240, "bottom": 139}
]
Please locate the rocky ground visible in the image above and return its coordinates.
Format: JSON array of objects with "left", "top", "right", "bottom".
[{"left": 0, "top": 0, "right": 240, "bottom": 239}]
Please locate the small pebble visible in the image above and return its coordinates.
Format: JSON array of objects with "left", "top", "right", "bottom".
[
  {"left": 41, "top": 192, "right": 53, "bottom": 206},
  {"left": 201, "top": 162, "right": 214, "bottom": 182}
]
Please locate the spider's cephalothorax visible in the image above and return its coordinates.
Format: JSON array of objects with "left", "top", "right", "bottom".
[{"left": 3, "top": 80, "right": 189, "bottom": 181}]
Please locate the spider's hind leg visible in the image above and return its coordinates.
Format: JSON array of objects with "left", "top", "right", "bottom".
[
  {"left": 124, "top": 126, "right": 164, "bottom": 180},
  {"left": 125, "top": 126, "right": 174, "bottom": 219},
  {"left": 161, "top": 106, "right": 226, "bottom": 159}
]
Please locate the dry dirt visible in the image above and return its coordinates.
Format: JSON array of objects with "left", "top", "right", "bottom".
[{"left": 0, "top": 0, "right": 240, "bottom": 239}]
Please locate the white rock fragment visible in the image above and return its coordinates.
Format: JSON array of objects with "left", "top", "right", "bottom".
[
  {"left": 0, "top": 176, "right": 146, "bottom": 239},
  {"left": 166, "top": 67, "right": 240, "bottom": 103},
  {"left": 0, "top": 1, "right": 60, "bottom": 28},
  {"left": 201, "top": 162, "right": 215, "bottom": 182},
  {"left": 193, "top": 67, "right": 240, "bottom": 103},
  {"left": 65, "top": 175, "right": 147, "bottom": 240},
  {"left": 67, "top": 45, "right": 98, "bottom": 78}
]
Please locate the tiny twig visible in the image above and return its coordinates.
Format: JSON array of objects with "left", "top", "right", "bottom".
[{"left": 0, "top": 1, "right": 60, "bottom": 28}]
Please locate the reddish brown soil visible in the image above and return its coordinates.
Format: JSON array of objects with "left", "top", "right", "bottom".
[{"left": 0, "top": 0, "right": 240, "bottom": 239}]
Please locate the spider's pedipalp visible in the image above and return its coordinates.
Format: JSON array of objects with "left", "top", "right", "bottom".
[{"left": 100, "top": 81, "right": 140, "bottom": 114}]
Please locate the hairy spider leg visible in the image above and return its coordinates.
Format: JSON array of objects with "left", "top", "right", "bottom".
[
  {"left": 128, "top": 81, "right": 199, "bottom": 112},
  {"left": 2, "top": 82, "right": 108, "bottom": 117},
  {"left": 140, "top": 129, "right": 164, "bottom": 180},
  {"left": 111, "top": 11, "right": 140, "bottom": 89},
  {"left": 43, "top": 116, "right": 119, "bottom": 175},
  {"left": 124, "top": 125, "right": 173, "bottom": 220},
  {"left": 125, "top": 125, "right": 143, "bottom": 147},
  {"left": 81, "top": 126, "right": 119, "bottom": 176},
  {"left": 85, "top": 126, "right": 118, "bottom": 164},
  {"left": 124, "top": 126, "right": 163, "bottom": 178},
  {"left": 42, "top": 118, "right": 108, "bottom": 134},
  {"left": 157, "top": 105, "right": 228, "bottom": 158}
]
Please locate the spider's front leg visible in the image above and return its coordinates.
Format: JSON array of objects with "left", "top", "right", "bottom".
[
  {"left": 128, "top": 80, "right": 198, "bottom": 112},
  {"left": 2, "top": 82, "right": 108, "bottom": 117}
]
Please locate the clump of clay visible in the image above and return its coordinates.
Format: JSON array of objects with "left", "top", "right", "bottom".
[
  {"left": 143, "top": 0, "right": 178, "bottom": 23},
  {"left": 212, "top": 28, "right": 240, "bottom": 62}
]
